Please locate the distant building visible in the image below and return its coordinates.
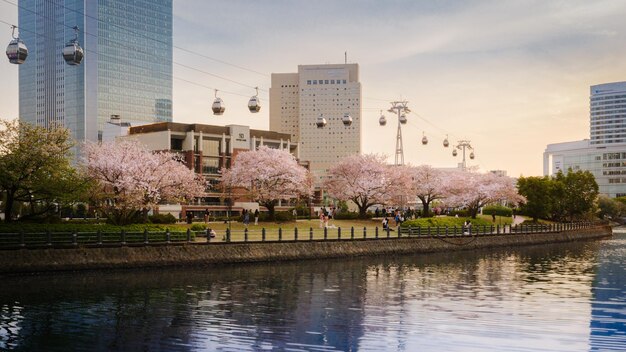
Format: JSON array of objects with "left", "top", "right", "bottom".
[
  {"left": 126, "top": 122, "right": 305, "bottom": 217},
  {"left": 18, "top": 0, "right": 172, "bottom": 146},
  {"left": 270, "top": 63, "right": 362, "bottom": 184},
  {"left": 544, "top": 82, "right": 626, "bottom": 197},
  {"left": 489, "top": 170, "right": 508, "bottom": 177}
]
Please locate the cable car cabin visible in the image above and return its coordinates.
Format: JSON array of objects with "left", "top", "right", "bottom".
[
  {"left": 443, "top": 138, "right": 449, "bottom": 147},
  {"left": 422, "top": 135, "right": 428, "bottom": 145},
  {"left": 316, "top": 115, "right": 327, "bottom": 128},
  {"left": 379, "top": 115, "right": 387, "bottom": 126},
  {"left": 399, "top": 114, "right": 407, "bottom": 124},
  {"left": 62, "top": 41, "right": 84, "bottom": 65},
  {"left": 342, "top": 113, "right": 353, "bottom": 126},
  {"left": 452, "top": 149, "right": 458, "bottom": 157},
  {"left": 6, "top": 38, "right": 28, "bottom": 64},
  {"left": 470, "top": 152, "right": 475, "bottom": 159},
  {"left": 212, "top": 98, "right": 225, "bottom": 115},
  {"left": 248, "top": 96, "right": 261, "bottom": 113}
]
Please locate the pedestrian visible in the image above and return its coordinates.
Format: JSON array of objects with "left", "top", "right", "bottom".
[
  {"left": 254, "top": 209, "right": 259, "bottom": 225},
  {"left": 292, "top": 208, "right": 297, "bottom": 219},
  {"left": 243, "top": 210, "right": 250, "bottom": 227},
  {"left": 319, "top": 211, "right": 325, "bottom": 228},
  {"left": 375, "top": 207, "right": 380, "bottom": 218},
  {"left": 204, "top": 208, "right": 210, "bottom": 223},
  {"left": 492, "top": 213, "right": 496, "bottom": 222}
]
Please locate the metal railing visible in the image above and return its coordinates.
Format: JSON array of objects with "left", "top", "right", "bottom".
[{"left": 0, "top": 222, "right": 598, "bottom": 250}]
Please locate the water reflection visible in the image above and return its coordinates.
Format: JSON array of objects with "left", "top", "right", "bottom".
[{"left": 0, "top": 234, "right": 624, "bottom": 351}]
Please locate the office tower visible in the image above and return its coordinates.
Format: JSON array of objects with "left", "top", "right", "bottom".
[
  {"left": 18, "top": 0, "right": 172, "bottom": 144},
  {"left": 590, "top": 82, "right": 626, "bottom": 145},
  {"left": 544, "top": 81, "right": 626, "bottom": 197},
  {"left": 270, "top": 63, "right": 362, "bottom": 183}
]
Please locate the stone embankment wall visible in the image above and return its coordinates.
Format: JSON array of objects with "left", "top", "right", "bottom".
[{"left": 0, "top": 226, "right": 612, "bottom": 274}]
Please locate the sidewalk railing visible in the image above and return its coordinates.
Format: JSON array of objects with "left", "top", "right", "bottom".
[{"left": 0, "top": 222, "right": 599, "bottom": 250}]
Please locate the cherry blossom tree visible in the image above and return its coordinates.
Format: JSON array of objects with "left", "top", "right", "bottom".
[
  {"left": 324, "top": 154, "right": 412, "bottom": 218},
  {"left": 411, "top": 165, "right": 450, "bottom": 217},
  {"left": 445, "top": 170, "right": 524, "bottom": 218},
  {"left": 220, "top": 146, "right": 312, "bottom": 220},
  {"left": 83, "top": 140, "right": 206, "bottom": 225}
]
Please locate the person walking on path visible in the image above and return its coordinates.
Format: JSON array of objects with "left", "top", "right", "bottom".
[{"left": 254, "top": 209, "right": 259, "bottom": 225}]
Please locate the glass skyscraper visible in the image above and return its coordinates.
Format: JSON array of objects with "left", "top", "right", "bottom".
[{"left": 18, "top": 0, "right": 172, "bottom": 144}]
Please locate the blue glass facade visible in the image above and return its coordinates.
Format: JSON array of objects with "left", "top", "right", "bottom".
[{"left": 18, "top": 0, "right": 172, "bottom": 144}]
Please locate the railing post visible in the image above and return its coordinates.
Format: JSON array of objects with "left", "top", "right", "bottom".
[
  {"left": 386, "top": 226, "right": 391, "bottom": 238},
  {"left": 46, "top": 230, "right": 52, "bottom": 246},
  {"left": 363, "top": 227, "right": 367, "bottom": 239},
  {"left": 205, "top": 228, "right": 210, "bottom": 242},
  {"left": 244, "top": 228, "right": 248, "bottom": 242},
  {"left": 278, "top": 228, "right": 282, "bottom": 241},
  {"left": 144, "top": 229, "right": 149, "bottom": 244},
  {"left": 408, "top": 226, "right": 413, "bottom": 236},
  {"left": 309, "top": 227, "right": 313, "bottom": 241},
  {"left": 418, "top": 226, "right": 421, "bottom": 237},
  {"left": 454, "top": 225, "right": 457, "bottom": 236},
  {"left": 445, "top": 226, "right": 449, "bottom": 237},
  {"left": 225, "top": 228, "right": 230, "bottom": 242},
  {"left": 165, "top": 229, "right": 170, "bottom": 243},
  {"left": 338, "top": 227, "right": 341, "bottom": 240},
  {"left": 324, "top": 227, "right": 327, "bottom": 240},
  {"left": 19, "top": 230, "right": 25, "bottom": 248},
  {"left": 262, "top": 228, "right": 266, "bottom": 242},
  {"left": 436, "top": 226, "right": 440, "bottom": 237},
  {"left": 497, "top": 224, "right": 500, "bottom": 234},
  {"left": 351, "top": 226, "right": 355, "bottom": 240},
  {"left": 398, "top": 226, "right": 401, "bottom": 238},
  {"left": 294, "top": 227, "right": 298, "bottom": 241},
  {"left": 187, "top": 229, "right": 192, "bottom": 243},
  {"left": 375, "top": 227, "right": 379, "bottom": 239},
  {"left": 427, "top": 226, "right": 431, "bottom": 237},
  {"left": 97, "top": 230, "right": 102, "bottom": 245},
  {"left": 491, "top": 225, "right": 494, "bottom": 234},
  {"left": 73, "top": 232, "right": 78, "bottom": 246}
]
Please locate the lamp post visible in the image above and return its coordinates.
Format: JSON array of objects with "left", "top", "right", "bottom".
[{"left": 452, "top": 140, "right": 475, "bottom": 170}]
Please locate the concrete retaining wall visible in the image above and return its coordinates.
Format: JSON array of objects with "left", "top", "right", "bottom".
[{"left": 0, "top": 226, "right": 612, "bottom": 274}]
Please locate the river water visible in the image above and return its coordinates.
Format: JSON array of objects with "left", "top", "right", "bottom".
[{"left": 1, "top": 232, "right": 625, "bottom": 351}]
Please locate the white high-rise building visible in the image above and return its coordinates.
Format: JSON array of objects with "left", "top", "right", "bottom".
[
  {"left": 270, "top": 64, "right": 362, "bottom": 183},
  {"left": 544, "top": 81, "right": 626, "bottom": 197}
]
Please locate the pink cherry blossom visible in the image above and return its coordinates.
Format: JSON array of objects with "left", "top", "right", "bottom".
[
  {"left": 83, "top": 140, "right": 206, "bottom": 224},
  {"left": 220, "top": 146, "right": 312, "bottom": 219}
]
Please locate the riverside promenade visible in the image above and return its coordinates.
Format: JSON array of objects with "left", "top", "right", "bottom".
[{"left": 0, "top": 222, "right": 611, "bottom": 274}]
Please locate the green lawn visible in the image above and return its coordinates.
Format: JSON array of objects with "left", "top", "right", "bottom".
[{"left": 0, "top": 215, "right": 517, "bottom": 244}]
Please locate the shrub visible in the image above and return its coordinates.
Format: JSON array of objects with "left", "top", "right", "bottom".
[
  {"left": 401, "top": 216, "right": 492, "bottom": 228},
  {"left": 149, "top": 213, "right": 177, "bottom": 224},
  {"left": 190, "top": 223, "right": 207, "bottom": 231},
  {"left": 448, "top": 209, "right": 469, "bottom": 217},
  {"left": 273, "top": 211, "right": 294, "bottom": 222},
  {"left": 482, "top": 205, "right": 513, "bottom": 217}
]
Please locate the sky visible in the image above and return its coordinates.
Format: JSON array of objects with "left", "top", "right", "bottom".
[{"left": 2, "top": 0, "right": 626, "bottom": 177}]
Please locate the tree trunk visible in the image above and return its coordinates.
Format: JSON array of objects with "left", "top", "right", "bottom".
[
  {"left": 358, "top": 204, "right": 368, "bottom": 219},
  {"left": 419, "top": 196, "right": 431, "bottom": 217},
  {"left": 3, "top": 188, "right": 16, "bottom": 223},
  {"left": 264, "top": 201, "right": 276, "bottom": 221}
]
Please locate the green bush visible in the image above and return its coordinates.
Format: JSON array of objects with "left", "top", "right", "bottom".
[
  {"left": 448, "top": 209, "right": 469, "bottom": 217},
  {"left": 482, "top": 205, "right": 513, "bottom": 217},
  {"left": 0, "top": 222, "right": 186, "bottom": 234},
  {"left": 273, "top": 211, "right": 294, "bottom": 222},
  {"left": 401, "top": 216, "right": 492, "bottom": 228},
  {"left": 190, "top": 223, "right": 207, "bottom": 231},
  {"left": 149, "top": 213, "right": 177, "bottom": 224}
]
